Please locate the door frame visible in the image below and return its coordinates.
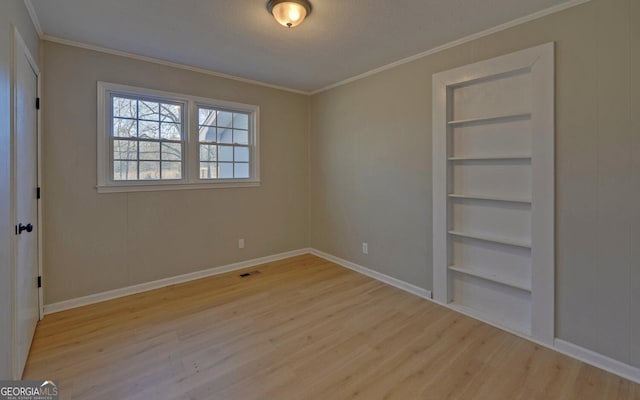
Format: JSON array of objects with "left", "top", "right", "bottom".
[
  {"left": 10, "top": 25, "right": 42, "bottom": 379},
  {"left": 431, "top": 43, "right": 555, "bottom": 344}
]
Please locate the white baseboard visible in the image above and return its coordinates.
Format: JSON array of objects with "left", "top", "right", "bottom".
[
  {"left": 310, "top": 248, "right": 639, "bottom": 385},
  {"left": 42, "top": 246, "right": 639, "bottom": 384},
  {"left": 43, "top": 248, "right": 311, "bottom": 315},
  {"left": 309, "top": 248, "right": 432, "bottom": 299},
  {"left": 554, "top": 339, "right": 640, "bottom": 384}
]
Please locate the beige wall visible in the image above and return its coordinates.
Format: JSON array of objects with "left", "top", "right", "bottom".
[
  {"left": 39, "top": 0, "right": 639, "bottom": 373},
  {"left": 310, "top": 0, "right": 640, "bottom": 368},
  {"left": 42, "top": 41, "right": 309, "bottom": 305},
  {"left": 0, "top": 0, "right": 40, "bottom": 379}
]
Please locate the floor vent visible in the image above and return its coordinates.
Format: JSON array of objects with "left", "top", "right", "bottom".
[{"left": 239, "top": 270, "right": 262, "bottom": 278}]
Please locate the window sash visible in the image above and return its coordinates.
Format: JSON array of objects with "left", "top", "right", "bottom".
[
  {"left": 196, "top": 105, "right": 254, "bottom": 181},
  {"left": 109, "top": 137, "right": 185, "bottom": 181}
]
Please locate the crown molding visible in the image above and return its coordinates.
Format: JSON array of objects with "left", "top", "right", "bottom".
[
  {"left": 41, "top": 34, "right": 310, "bottom": 96},
  {"left": 32, "top": 0, "right": 591, "bottom": 96},
  {"left": 311, "top": 0, "right": 592, "bottom": 95},
  {"left": 23, "top": 0, "right": 43, "bottom": 37}
]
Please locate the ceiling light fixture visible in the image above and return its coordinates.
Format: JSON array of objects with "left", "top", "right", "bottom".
[{"left": 267, "top": 0, "right": 312, "bottom": 28}]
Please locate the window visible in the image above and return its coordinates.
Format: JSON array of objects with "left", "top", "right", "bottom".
[
  {"left": 198, "top": 107, "right": 251, "bottom": 180},
  {"left": 111, "top": 96, "right": 184, "bottom": 181},
  {"left": 97, "top": 82, "right": 259, "bottom": 192}
]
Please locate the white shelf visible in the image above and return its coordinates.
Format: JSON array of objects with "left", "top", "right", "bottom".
[
  {"left": 448, "top": 302, "right": 532, "bottom": 336},
  {"left": 448, "top": 193, "right": 532, "bottom": 204},
  {"left": 448, "top": 265, "right": 531, "bottom": 292},
  {"left": 448, "top": 230, "right": 531, "bottom": 249},
  {"left": 447, "top": 112, "right": 531, "bottom": 126},
  {"left": 447, "top": 155, "right": 531, "bottom": 161}
]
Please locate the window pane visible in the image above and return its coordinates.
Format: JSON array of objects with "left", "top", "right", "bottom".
[
  {"left": 162, "top": 143, "right": 182, "bottom": 161},
  {"left": 200, "top": 162, "right": 217, "bottom": 179},
  {"left": 113, "top": 140, "right": 138, "bottom": 160},
  {"left": 234, "top": 146, "right": 249, "bottom": 162},
  {"left": 233, "top": 113, "right": 249, "bottom": 129},
  {"left": 218, "top": 162, "right": 233, "bottom": 179},
  {"left": 217, "top": 128, "right": 233, "bottom": 144},
  {"left": 199, "top": 108, "right": 215, "bottom": 126},
  {"left": 139, "top": 161, "right": 160, "bottom": 180},
  {"left": 218, "top": 145, "right": 233, "bottom": 162},
  {"left": 139, "top": 141, "right": 160, "bottom": 160},
  {"left": 113, "top": 97, "right": 137, "bottom": 119},
  {"left": 234, "top": 129, "right": 248, "bottom": 145},
  {"left": 113, "top": 160, "right": 138, "bottom": 180},
  {"left": 234, "top": 162, "right": 249, "bottom": 178},
  {"left": 139, "top": 120, "right": 160, "bottom": 139},
  {"left": 113, "top": 118, "right": 137, "bottom": 138},
  {"left": 217, "top": 111, "right": 233, "bottom": 128},
  {"left": 139, "top": 100, "right": 159, "bottom": 121},
  {"left": 161, "top": 161, "right": 182, "bottom": 179},
  {"left": 161, "top": 122, "right": 181, "bottom": 140},
  {"left": 199, "top": 144, "right": 216, "bottom": 162},
  {"left": 199, "top": 126, "right": 216, "bottom": 142},
  {"left": 161, "top": 103, "right": 181, "bottom": 123}
]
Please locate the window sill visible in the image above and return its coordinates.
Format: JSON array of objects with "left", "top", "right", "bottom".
[{"left": 96, "top": 180, "right": 261, "bottom": 193}]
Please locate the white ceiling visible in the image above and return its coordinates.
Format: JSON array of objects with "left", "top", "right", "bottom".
[{"left": 30, "top": 0, "right": 574, "bottom": 93}]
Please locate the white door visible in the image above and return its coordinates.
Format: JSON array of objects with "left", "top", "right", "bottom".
[
  {"left": 432, "top": 43, "right": 554, "bottom": 344},
  {"left": 13, "top": 30, "right": 40, "bottom": 378}
]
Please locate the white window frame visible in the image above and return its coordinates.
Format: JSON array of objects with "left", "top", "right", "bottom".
[{"left": 97, "top": 82, "right": 260, "bottom": 193}]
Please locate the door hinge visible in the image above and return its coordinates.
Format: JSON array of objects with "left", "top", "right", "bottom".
[
  {"left": 37, "top": 276, "right": 42, "bottom": 288},
  {"left": 35, "top": 97, "right": 40, "bottom": 110},
  {"left": 37, "top": 187, "right": 41, "bottom": 199},
  {"left": 15, "top": 225, "right": 18, "bottom": 235}
]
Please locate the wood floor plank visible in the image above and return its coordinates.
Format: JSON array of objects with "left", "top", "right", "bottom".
[{"left": 23, "top": 254, "right": 640, "bottom": 399}]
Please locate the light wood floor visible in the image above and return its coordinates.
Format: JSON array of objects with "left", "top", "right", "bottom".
[{"left": 24, "top": 254, "right": 639, "bottom": 399}]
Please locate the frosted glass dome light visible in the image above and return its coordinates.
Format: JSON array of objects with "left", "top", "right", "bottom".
[{"left": 267, "top": 0, "right": 312, "bottom": 28}]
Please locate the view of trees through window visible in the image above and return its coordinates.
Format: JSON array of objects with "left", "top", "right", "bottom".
[
  {"left": 102, "top": 84, "right": 257, "bottom": 189},
  {"left": 198, "top": 107, "right": 250, "bottom": 179},
  {"left": 112, "top": 96, "right": 183, "bottom": 180}
]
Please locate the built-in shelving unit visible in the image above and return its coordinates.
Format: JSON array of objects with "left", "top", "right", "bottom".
[
  {"left": 448, "top": 265, "right": 532, "bottom": 292},
  {"left": 447, "top": 112, "right": 532, "bottom": 126},
  {"left": 448, "top": 301, "right": 531, "bottom": 336},
  {"left": 447, "top": 155, "right": 531, "bottom": 161},
  {"left": 432, "top": 43, "right": 554, "bottom": 343},
  {"left": 447, "top": 230, "right": 531, "bottom": 249},
  {"left": 447, "top": 193, "right": 532, "bottom": 204}
]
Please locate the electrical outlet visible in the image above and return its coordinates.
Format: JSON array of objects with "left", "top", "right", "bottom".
[
  {"left": 362, "top": 242, "right": 368, "bottom": 254},
  {"left": 238, "top": 238, "right": 245, "bottom": 249}
]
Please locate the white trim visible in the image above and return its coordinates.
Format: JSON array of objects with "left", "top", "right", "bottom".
[
  {"left": 529, "top": 43, "right": 555, "bottom": 343},
  {"left": 42, "top": 35, "right": 309, "bottom": 96},
  {"left": 11, "top": 25, "right": 41, "bottom": 380},
  {"left": 96, "top": 181, "right": 261, "bottom": 193},
  {"left": 43, "top": 248, "right": 311, "bottom": 315},
  {"left": 35, "top": 46, "right": 43, "bottom": 322},
  {"left": 9, "top": 23, "right": 17, "bottom": 382},
  {"left": 430, "top": 297, "right": 640, "bottom": 384},
  {"left": 307, "top": 249, "right": 639, "bottom": 384},
  {"left": 311, "top": 0, "right": 590, "bottom": 94},
  {"left": 309, "top": 249, "right": 552, "bottom": 350},
  {"left": 39, "top": 247, "right": 640, "bottom": 384},
  {"left": 23, "top": 0, "right": 43, "bottom": 37},
  {"left": 309, "top": 249, "right": 432, "bottom": 300},
  {"left": 431, "top": 43, "right": 555, "bottom": 345},
  {"left": 554, "top": 339, "right": 640, "bottom": 384},
  {"left": 431, "top": 73, "right": 448, "bottom": 305}
]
